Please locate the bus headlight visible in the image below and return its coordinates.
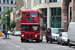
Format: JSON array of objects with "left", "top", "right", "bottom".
[
  {"left": 35, "top": 35, "right": 37, "bottom": 37},
  {"left": 22, "top": 35, "right": 24, "bottom": 37}
]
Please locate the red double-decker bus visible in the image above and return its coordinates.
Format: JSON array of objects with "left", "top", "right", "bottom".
[{"left": 21, "top": 9, "right": 43, "bottom": 42}]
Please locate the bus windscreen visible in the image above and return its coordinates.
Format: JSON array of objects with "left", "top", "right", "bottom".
[
  {"left": 30, "top": 13, "right": 37, "bottom": 17},
  {"left": 22, "top": 25, "right": 39, "bottom": 31},
  {"left": 22, "top": 25, "right": 29, "bottom": 31},
  {"left": 23, "top": 13, "right": 29, "bottom": 17}
]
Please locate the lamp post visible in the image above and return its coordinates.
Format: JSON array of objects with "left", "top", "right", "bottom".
[{"left": 5, "top": 14, "right": 7, "bottom": 38}]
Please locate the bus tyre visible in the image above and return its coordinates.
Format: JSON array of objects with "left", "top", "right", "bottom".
[
  {"left": 36, "top": 36, "right": 40, "bottom": 42},
  {"left": 26, "top": 40, "right": 29, "bottom": 42},
  {"left": 40, "top": 40, "right": 42, "bottom": 42},
  {"left": 36, "top": 39, "right": 40, "bottom": 42},
  {"left": 21, "top": 39, "right": 24, "bottom": 42}
]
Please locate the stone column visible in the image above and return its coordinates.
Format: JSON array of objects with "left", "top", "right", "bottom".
[
  {"left": 1, "top": 6, "right": 3, "bottom": 12},
  {"left": 13, "top": 0, "right": 15, "bottom": 4},
  {"left": 31, "top": 0, "right": 34, "bottom": 8},
  {"left": 26, "top": 0, "right": 27, "bottom": 9},
  {"left": 62, "top": 0, "right": 69, "bottom": 32},
  {"left": 46, "top": 0, "right": 49, "bottom": 3},
  {"left": 47, "top": 4, "right": 50, "bottom": 28},
  {"left": 5, "top": 0, "right": 7, "bottom": 4},
  {"left": 41, "top": 0, "right": 45, "bottom": 3},
  {"left": 9, "top": 0, "right": 11, "bottom": 4},
  {"left": 72, "top": 0, "right": 75, "bottom": 22},
  {"left": 1, "top": 0, "right": 3, "bottom": 4}
]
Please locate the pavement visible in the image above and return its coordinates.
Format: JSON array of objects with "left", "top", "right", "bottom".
[{"left": 0, "top": 33, "right": 75, "bottom": 50}]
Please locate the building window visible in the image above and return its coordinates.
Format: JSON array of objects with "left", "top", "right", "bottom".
[
  {"left": 3, "top": 0, "right": 5, "bottom": 4},
  {"left": 0, "top": 6, "right": 1, "bottom": 12},
  {"left": 45, "top": 0, "right": 46, "bottom": 3},
  {"left": 3, "top": 6, "right": 6, "bottom": 12},
  {"left": 51, "top": 8, "right": 61, "bottom": 16},
  {"left": 0, "top": 0, "right": 1, "bottom": 4},
  {"left": 70, "top": 0, "right": 71, "bottom": 2},
  {"left": 42, "top": 8, "right": 47, "bottom": 17},
  {"left": 51, "top": 8, "right": 61, "bottom": 28},
  {"left": 15, "top": 0, "right": 16, "bottom": 4},
  {"left": 54, "top": 0, "right": 57, "bottom": 2},
  {"left": 3, "top": 26, "right": 5, "bottom": 31},
  {"left": 39, "top": 0, "right": 41, "bottom": 4},
  {"left": 11, "top": 0, "right": 13, "bottom": 4},
  {"left": 15, "top": 7, "right": 16, "bottom": 8},
  {"left": 51, "top": 17, "right": 61, "bottom": 28},
  {"left": 0, "top": 15, "right": 1, "bottom": 19},
  {"left": 0, "top": 24, "right": 1, "bottom": 30},
  {"left": 42, "top": 8, "right": 47, "bottom": 31},
  {"left": 49, "top": 0, "right": 57, "bottom": 3},
  {"left": 7, "top": 0, "right": 9, "bottom": 4}
]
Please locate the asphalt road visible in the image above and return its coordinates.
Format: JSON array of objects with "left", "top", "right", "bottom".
[{"left": 0, "top": 35, "right": 75, "bottom": 50}]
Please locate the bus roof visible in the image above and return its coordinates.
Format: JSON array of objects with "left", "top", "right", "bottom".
[{"left": 22, "top": 9, "right": 39, "bottom": 13}]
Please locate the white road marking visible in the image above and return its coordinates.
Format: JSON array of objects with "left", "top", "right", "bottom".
[
  {"left": 65, "top": 47, "right": 73, "bottom": 50},
  {"left": 28, "top": 48, "right": 34, "bottom": 50},
  {"left": 54, "top": 45, "right": 67, "bottom": 48},
  {"left": 2, "top": 40, "right": 4, "bottom": 41},
  {"left": 22, "top": 48, "right": 24, "bottom": 50},
  {"left": 0, "top": 40, "right": 6, "bottom": 44},
  {"left": 54, "top": 45, "right": 75, "bottom": 50},
  {"left": 10, "top": 43, "right": 14, "bottom": 45},
  {"left": 7, "top": 42, "right": 10, "bottom": 44},
  {"left": 15, "top": 45, "right": 20, "bottom": 48}
]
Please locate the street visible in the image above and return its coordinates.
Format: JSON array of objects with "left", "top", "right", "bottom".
[{"left": 0, "top": 35, "right": 75, "bottom": 50}]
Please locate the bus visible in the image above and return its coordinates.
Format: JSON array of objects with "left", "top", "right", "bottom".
[{"left": 21, "top": 9, "right": 43, "bottom": 42}]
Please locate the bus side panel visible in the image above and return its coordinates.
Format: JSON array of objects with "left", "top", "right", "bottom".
[{"left": 39, "top": 16, "right": 43, "bottom": 40}]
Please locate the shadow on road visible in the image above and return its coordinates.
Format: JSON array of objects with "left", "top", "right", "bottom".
[
  {"left": 69, "top": 46, "right": 75, "bottom": 49},
  {"left": 1, "top": 38, "right": 12, "bottom": 40},
  {"left": 48, "top": 42, "right": 57, "bottom": 44},
  {"left": 21, "top": 41, "right": 43, "bottom": 43}
]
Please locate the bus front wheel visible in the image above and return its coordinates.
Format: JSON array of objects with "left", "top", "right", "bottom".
[
  {"left": 21, "top": 38, "right": 24, "bottom": 42},
  {"left": 36, "top": 39, "right": 40, "bottom": 42}
]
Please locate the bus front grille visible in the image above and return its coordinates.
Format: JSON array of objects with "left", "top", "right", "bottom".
[{"left": 25, "top": 34, "right": 34, "bottom": 39}]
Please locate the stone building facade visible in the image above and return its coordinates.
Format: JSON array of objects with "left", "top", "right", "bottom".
[
  {"left": 0, "top": 0, "right": 16, "bottom": 32},
  {"left": 62, "top": 0, "right": 75, "bottom": 31},
  {"left": 16, "top": 0, "right": 75, "bottom": 31},
  {"left": 15, "top": 0, "right": 23, "bottom": 31}
]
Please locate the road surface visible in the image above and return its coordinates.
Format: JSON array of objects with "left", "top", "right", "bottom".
[{"left": 0, "top": 35, "right": 75, "bottom": 50}]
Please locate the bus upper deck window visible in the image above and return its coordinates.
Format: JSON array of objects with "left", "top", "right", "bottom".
[
  {"left": 31, "top": 13, "right": 37, "bottom": 17},
  {"left": 23, "top": 13, "right": 29, "bottom": 17}
]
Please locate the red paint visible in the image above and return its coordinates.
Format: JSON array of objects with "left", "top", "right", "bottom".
[{"left": 21, "top": 9, "right": 43, "bottom": 41}]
